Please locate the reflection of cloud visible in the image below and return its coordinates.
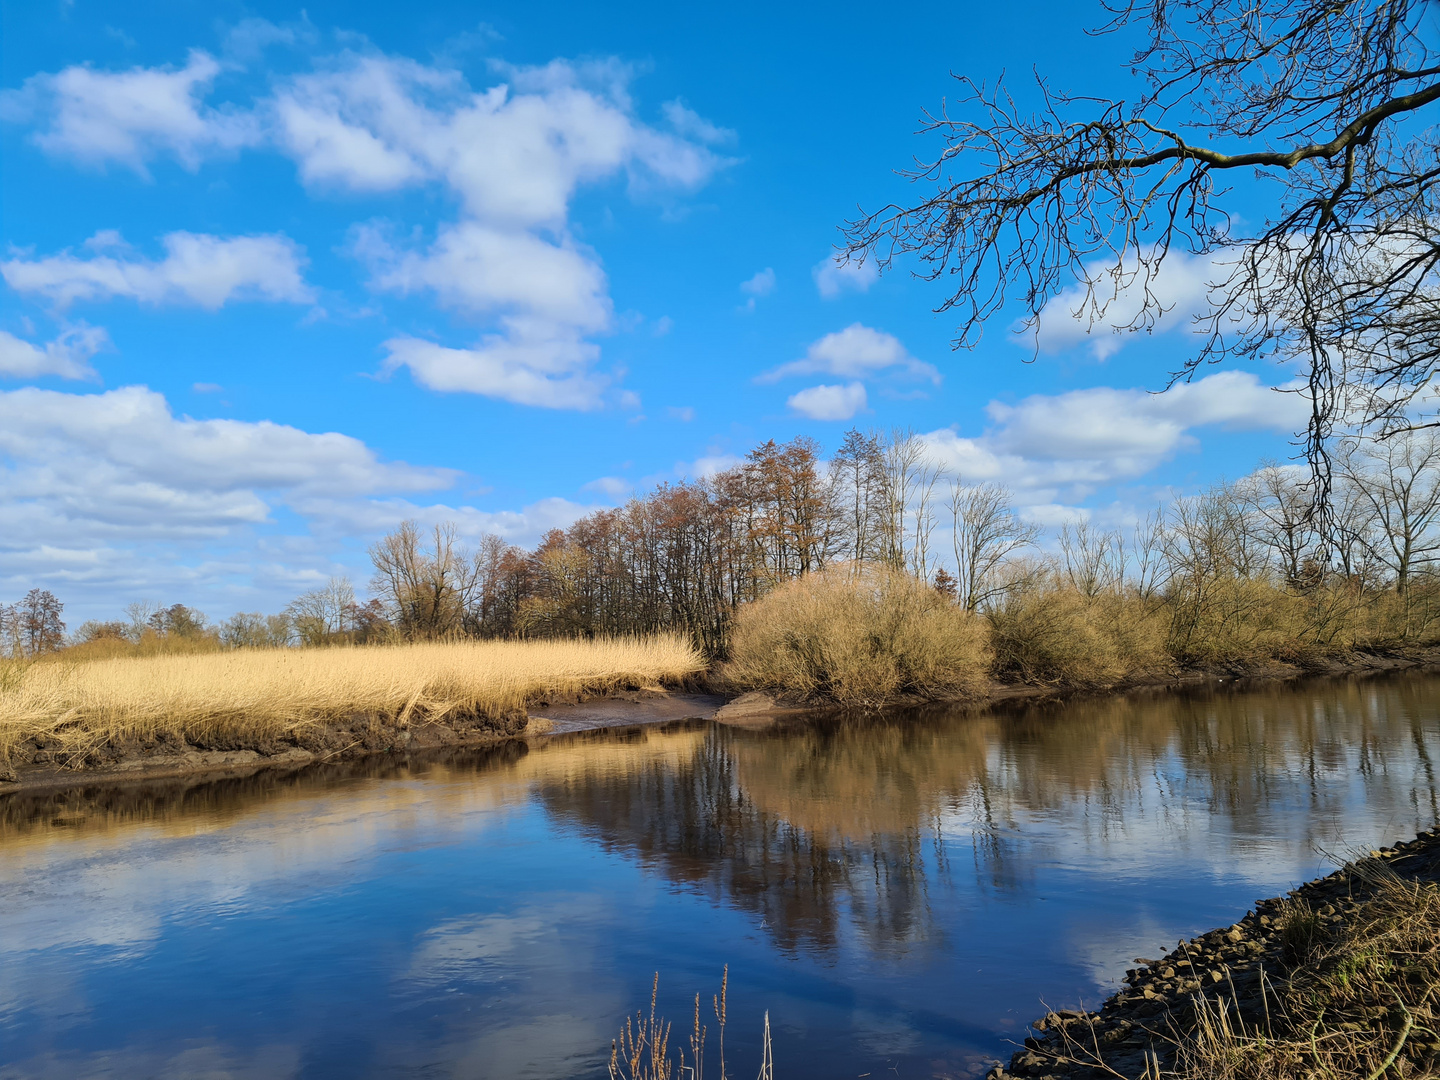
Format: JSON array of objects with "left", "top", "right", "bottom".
[
  {"left": 405, "top": 912, "right": 548, "bottom": 983},
  {"left": 2, "top": 1039, "right": 302, "bottom": 1080}
]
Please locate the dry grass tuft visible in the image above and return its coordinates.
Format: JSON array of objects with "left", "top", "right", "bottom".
[
  {"left": 0, "top": 636, "right": 704, "bottom": 767},
  {"left": 1177, "top": 866, "right": 1440, "bottom": 1080},
  {"left": 723, "top": 565, "right": 991, "bottom": 707}
]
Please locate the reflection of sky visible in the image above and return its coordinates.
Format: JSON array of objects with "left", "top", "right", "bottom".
[{"left": 0, "top": 676, "right": 1438, "bottom": 1079}]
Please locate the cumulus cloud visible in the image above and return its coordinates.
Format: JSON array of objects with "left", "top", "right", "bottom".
[
  {"left": 2, "top": 231, "right": 313, "bottom": 309},
  {"left": 0, "top": 326, "right": 107, "bottom": 380},
  {"left": 380, "top": 334, "right": 607, "bottom": 409},
  {"left": 276, "top": 53, "right": 727, "bottom": 408},
  {"left": 813, "top": 255, "right": 877, "bottom": 298},
  {"left": 759, "top": 323, "right": 939, "bottom": 384},
  {"left": 917, "top": 370, "right": 1308, "bottom": 506},
  {"left": 675, "top": 452, "right": 743, "bottom": 480},
  {"left": 0, "top": 50, "right": 258, "bottom": 173},
  {"left": 5, "top": 48, "right": 729, "bottom": 410},
  {"left": 356, "top": 221, "right": 609, "bottom": 328},
  {"left": 0, "top": 385, "right": 450, "bottom": 530},
  {"left": 787, "top": 381, "right": 867, "bottom": 421},
  {"left": 0, "top": 384, "right": 600, "bottom": 614},
  {"left": 740, "top": 268, "right": 775, "bottom": 297},
  {"left": 271, "top": 54, "right": 724, "bottom": 222},
  {"left": 661, "top": 100, "right": 735, "bottom": 145},
  {"left": 1029, "top": 249, "right": 1230, "bottom": 360},
  {"left": 583, "top": 476, "right": 632, "bottom": 497}
]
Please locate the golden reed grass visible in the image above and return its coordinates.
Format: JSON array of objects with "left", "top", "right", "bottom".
[
  {"left": 0, "top": 636, "right": 704, "bottom": 765},
  {"left": 723, "top": 565, "right": 991, "bottom": 707}
]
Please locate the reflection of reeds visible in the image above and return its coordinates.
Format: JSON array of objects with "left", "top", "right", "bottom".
[{"left": 0, "top": 636, "right": 704, "bottom": 765}]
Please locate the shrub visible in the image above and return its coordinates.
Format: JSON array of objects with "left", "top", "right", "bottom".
[
  {"left": 987, "top": 581, "right": 1170, "bottom": 687},
  {"left": 723, "top": 565, "right": 991, "bottom": 707}
]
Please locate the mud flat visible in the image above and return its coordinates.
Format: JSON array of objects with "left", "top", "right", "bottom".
[{"left": 992, "top": 830, "right": 1440, "bottom": 1080}]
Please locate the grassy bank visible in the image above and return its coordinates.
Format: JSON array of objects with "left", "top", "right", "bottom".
[
  {"left": 997, "top": 832, "right": 1440, "bottom": 1080},
  {"left": 0, "top": 636, "right": 704, "bottom": 774}
]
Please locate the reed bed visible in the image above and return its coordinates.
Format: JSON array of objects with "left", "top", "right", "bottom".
[
  {"left": 724, "top": 565, "right": 991, "bottom": 707},
  {"left": 0, "top": 636, "right": 704, "bottom": 766}
]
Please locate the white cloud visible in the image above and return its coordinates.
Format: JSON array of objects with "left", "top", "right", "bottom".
[
  {"left": 381, "top": 335, "right": 607, "bottom": 410},
  {"left": 0, "top": 384, "right": 605, "bottom": 616},
  {"left": 813, "top": 255, "right": 877, "bottom": 298},
  {"left": 4, "top": 49, "right": 729, "bottom": 411},
  {"left": 0, "top": 50, "right": 258, "bottom": 173},
  {"left": 666, "top": 405, "right": 694, "bottom": 422},
  {"left": 356, "top": 221, "right": 609, "bottom": 329},
  {"left": 661, "top": 100, "right": 735, "bottom": 145},
  {"left": 2, "top": 231, "right": 313, "bottom": 309},
  {"left": 787, "top": 381, "right": 867, "bottom": 421},
  {"left": 271, "top": 54, "right": 725, "bottom": 223},
  {"left": 583, "top": 476, "right": 631, "bottom": 497},
  {"left": 275, "top": 53, "right": 727, "bottom": 408},
  {"left": 0, "top": 326, "right": 107, "bottom": 380},
  {"left": 740, "top": 268, "right": 775, "bottom": 297},
  {"left": 759, "top": 323, "right": 939, "bottom": 384},
  {"left": 677, "top": 452, "right": 742, "bottom": 479},
  {"left": 1028, "top": 249, "right": 1228, "bottom": 360},
  {"left": 918, "top": 370, "right": 1308, "bottom": 504}
]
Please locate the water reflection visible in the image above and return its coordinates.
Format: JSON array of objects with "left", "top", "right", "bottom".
[
  {"left": 529, "top": 673, "right": 1440, "bottom": 960},
  {"left": 1, "top": 672, "right": 1438, "bottom": 1079}
]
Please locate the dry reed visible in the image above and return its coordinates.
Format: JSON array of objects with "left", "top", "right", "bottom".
[
  {"left": 987, "top": 582, "right": 1171, "bottom": 687},
  {"left": 0, "top": 636, "right": 704, "bottom": 766},
  {"left": 723, "top": 565, "right": 991, "bottom": 707}
]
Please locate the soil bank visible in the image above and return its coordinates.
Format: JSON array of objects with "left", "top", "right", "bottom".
[{"left": 3, "top": 645, "right": 1439, "bottom": 795}]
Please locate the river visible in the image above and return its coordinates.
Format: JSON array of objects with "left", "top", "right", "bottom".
[{"left": 2, "top": 671, "right": 1439, "bottom": 1078}]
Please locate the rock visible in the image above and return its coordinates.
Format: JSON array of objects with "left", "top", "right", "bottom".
[{"left": 714, "top": 691, "right": 778, "bottom": 719}]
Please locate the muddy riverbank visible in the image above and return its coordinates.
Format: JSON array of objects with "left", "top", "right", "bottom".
[{"left": 4, "top": 644, "right": 1438, "bottom": 794}]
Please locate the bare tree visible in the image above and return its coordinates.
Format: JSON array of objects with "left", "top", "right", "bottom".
[
  {"left": 1130, "top": 507, "right": 1170, "bottom": 599},
  {"left": 1240, "top": 464, "right": 1319, "bottom": 585},
  {"left": 220, "top": 612, "right": 294, "bottom": 649},
  {"left": 844, "top": 0, "right": 1440, "bottom": 491},
  {"left": 369, "top": 521, "right": 483, "bottom": 639},
  {"left": 1058, "top": 520, "right": 1124, "bottom": 597},
  {"left": 1340, "top": 431, "right": 1440, "bottom": 594},
  {"left": 949, "top": 481, "right": 1040, "bottom": 611},
  {"left": 830, "top": 429, "right": 888, "bottom": 563},
  {"left": 16, "top": 589, "right": 65, "bottom": 654},
  {"left": 287, "top": 577, "right": 357, "bottom": 645}
]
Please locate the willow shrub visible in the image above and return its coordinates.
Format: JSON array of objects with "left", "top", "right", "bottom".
[
  {"left": 724, "top": 566, "right": 991, "bottom": 708},
  {"left": 987, "top": 582, "right": 1170, "bottom": 687}
]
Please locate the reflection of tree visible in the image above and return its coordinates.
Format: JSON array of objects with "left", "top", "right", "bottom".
[
  {"left": 536, "top": 729, "right": 937, "bottom": 955},
  {"left": 536, "top": 673, "right": 1440, "bottom": 957}
]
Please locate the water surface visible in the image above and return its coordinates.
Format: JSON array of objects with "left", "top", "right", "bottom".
[{"left": 3, "top": 672, "right": 1439, "bottom": 1079}]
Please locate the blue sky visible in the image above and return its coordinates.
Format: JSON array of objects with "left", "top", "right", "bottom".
[{"left": 0, "top": 0, "right": 1305, "bottom": 622}]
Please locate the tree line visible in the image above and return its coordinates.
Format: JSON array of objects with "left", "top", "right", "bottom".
[{"left": 8, "top": 427, "right": 1440, "bottom": 661}]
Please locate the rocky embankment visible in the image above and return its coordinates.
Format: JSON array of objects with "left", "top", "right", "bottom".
[{"left": 990, "top": 831, "right": 1440, "bottom": 1080}]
